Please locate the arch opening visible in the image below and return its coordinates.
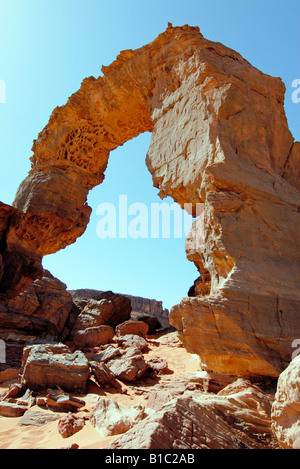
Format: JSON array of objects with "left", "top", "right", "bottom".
[{"left": 42, "top": 131, "right": 197, "bottom": 310}]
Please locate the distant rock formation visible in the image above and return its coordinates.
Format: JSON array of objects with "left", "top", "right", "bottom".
[
  {"left": 68, "top": 289, "right": 170, "bottom": 330},
  {"left": 0, "top": 268, "right": 168, "bottom": 368},
  {"left": 0, "top": 24, "right": 299, "bottom": 378}
]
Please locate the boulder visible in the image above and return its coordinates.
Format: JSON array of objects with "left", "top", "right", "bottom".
[
  {"left": 90, "top": 398, "right": 146, "bottom": 437},
  {"left": 146, "top": 358, "right": 171, "bottom": 375},
  {"left": 20, "top": 342, "right": 90, "bottom": 393},
  {"left": 92, "top": 345, "right": 121, "bottom": 363},
  {"left": 70, "top": 299, "right": 114, "bottom": 336},
  {"left": 19, "top": 410, "right": 62, "bottom": 426},
  {"left": 0, "top": 383, "right": 22, "bottom": 400},
  {"left": 271, "top": 355, "right": 300, "bottom": 449},
  {"left": 7, "top": 270, "right": 73, "bottom": 335},
  {"left": 116, "top": 320, "right": 148, "bottom": 338},
  {"left": 0, "top": 368, "right": 20, "bottom": 384},
  {"left": 106, "top": 348, "right": 148, "bottom": 382},
  {"left": 58, "top": 412, "right": 85, "bottom": 438},
  {"left": 90, "top": 361, "right": 122, "bottom": 390},
  {"left": 44, "top": 392, "right": 86, "bottom": 412},
  {"left": 69, "top": 291, "right": 132, "bottom": 334},
  {"left": 115, "top": 334, "right": 148, "bottom": 352},
  {"left": 73, "top": 325, "right": 114, "bottom": 348},
  {"left": 0, "top": 401, "right": 28, "bottom": 417},
  {"left": 130, "top": 312, "right": 161, "bottom": 334},
  {"left": 94, "top": 291, "right": 132, "bottom": 328}
]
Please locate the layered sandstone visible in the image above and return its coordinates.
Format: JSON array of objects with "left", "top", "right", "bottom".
[
  {"left": 0, "top": 270, "right": 73, "bottom": 367},
  {"left": 107, "top": 378, "right": 278, "bottom": 449},
  {"left": 0, "top": 24, "right": 299, "bottom": 378}
]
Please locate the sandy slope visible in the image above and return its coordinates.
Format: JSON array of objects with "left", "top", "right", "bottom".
[{"left": 0, "top": 332, "right": 201, "bottom": 449}]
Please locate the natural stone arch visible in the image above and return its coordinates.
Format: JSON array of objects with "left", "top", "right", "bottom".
[{"left": 1, "top": 24, "right": 300, "bottom": 377}]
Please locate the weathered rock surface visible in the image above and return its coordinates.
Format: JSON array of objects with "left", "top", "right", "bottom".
[
  {"left": 115, "top": 334, "right": 149, "bottom": 352},
  {"left": 69, "top": 289, "right": 169, "bottom": 329},
  {"left": 130, "top": 312, "right": 162, "bottom": 334},
  {"left": 0, "top": 270, "right": 74, "bottom": 367},
  {"left": 73, "top": 325, "right": 114, "bottom": 348},
  {"left": 90, "top": 361, "right": 122, "bottom": 390},
  {"left": 90, "top": 398, "right": 146, "bottom": 437},
  {"left": 139, "top": 370, "right": 238, "bottom": 412},
  {"left": 0, "top": 202, "right": 43, "bottom": 301},
  {"left": 106, "top": 348, "right": 149, "bottom": 382},
  {"left": 0, "top": 24, "right": 299, "bottom": 379},
  {"left": 106, "top": 379, "right": 278, "bottom": 449},
  {"left": 171, "top": 179, "right": 300, "bottom": 377},
  {"left": 282, "top": 141, "right": 300, "bottom": 193},
  {"left": 92, "top": 345, "right": 121, "bottom": 363},
  {"left": 0, "top": 368, "right": 19, "bottom": 384},
  {"left": 58, "top": 412, "right": 85, "bottom": 438},
  {"left": 19, "top": 410, "right": 61, "bottom": 426},
  {"left": 7, "top": 270, "right": 73, "bottom": 334},
  {"left": 0, "top": 401, "right": 28, "bottom": 417},
  {"left": 115, "top": 320, "right": 149, "bottom": 338},
  {"left": 20, "top": 343, "right": 90, "bottom": 393},
  {"left": 69, "top": 291, "right": 131, "bottom": 332},
  {"left": 271, "top": 355, "right": 300, "bottom": 449},
  {"left": 146, "top": 358, "right": 170, "bottom": 375}
]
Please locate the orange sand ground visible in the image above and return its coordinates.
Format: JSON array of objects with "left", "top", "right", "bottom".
[{"left": 0, "top": 332, "right": 201, "bottom": 449}]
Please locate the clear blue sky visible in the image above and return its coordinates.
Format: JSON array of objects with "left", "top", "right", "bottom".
[{"left": 0, "top": 0, "right": 299, "bottom": 309}]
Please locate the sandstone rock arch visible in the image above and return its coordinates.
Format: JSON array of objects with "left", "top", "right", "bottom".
[{"left": 1, "top": 24, "right": 299, "bottom": 377}]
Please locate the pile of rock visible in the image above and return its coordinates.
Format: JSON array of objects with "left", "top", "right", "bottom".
[
  {"left": 0, "top": 270, "right": 164, "bottom": 370},
  {"left": 0, "top": 325, "right": 299, "bottom": 449},
  {"left": 0, "top": 311, "right": 168, "bottom": 411},
  {"left": 0, "top": 270, "right": 299, "bottom": 450}
]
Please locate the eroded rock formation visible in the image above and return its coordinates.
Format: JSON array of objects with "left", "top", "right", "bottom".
[
  {"left": 69, "top": 288, "right": 170, "bottom": 330},
  {"left": 106, "top": 378, "right": 278, "bottom": 449},
  {"left": 0, "top": 24, "right": 299, "bottom": 378},
  {"left": 0, "top": 269, "right": 73, "bottom": 367}
]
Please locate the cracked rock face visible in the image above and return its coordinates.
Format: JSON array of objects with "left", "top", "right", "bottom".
[
  {"left": 20, "top": 343, "right": 90, "bottom": 393},
  {"left": 1, "top": 24, "right": 299, "bottom": 377}
]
